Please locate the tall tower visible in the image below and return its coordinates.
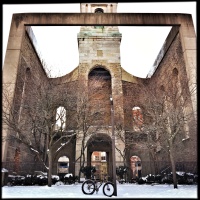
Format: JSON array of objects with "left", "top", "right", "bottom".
[
  {"left": 78, "top": 3, "right": 122, "bottom": 65},
  {"left": 76, "top": 3, "right": 125, "bottom": 178},
  {"left": 80, "top": 3, "right": 118, "bottom": 13}
]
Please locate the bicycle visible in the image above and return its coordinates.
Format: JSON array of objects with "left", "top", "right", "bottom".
[{"left": 81, "top": 173, "right": 115, "bottom": 197}]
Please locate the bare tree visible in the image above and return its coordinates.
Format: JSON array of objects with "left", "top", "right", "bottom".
[
  {"left": 113, "top": 81, "right": 147, "bottom": 181},
  {"left": 3, "top": 66, "right": 114, "bottom": 185},
  {"left": 2, "top": 68, "right": 77, "bottom": 187},
  {"left": 112, "top": 67, "right": 196, "bottom": 186},
  {"left": 140, "top": 68, "right": 196, "bottom": 189},
  {"left": 114, "top": 118, "right": 148, "bottom": 181}
]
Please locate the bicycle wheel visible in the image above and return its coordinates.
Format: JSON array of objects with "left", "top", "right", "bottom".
[
  {"left": 82, "top": 180, "right": 95, "bottom": 195},
  {"left": 103, "top": 182, "right": 114, "bottom": 197}
]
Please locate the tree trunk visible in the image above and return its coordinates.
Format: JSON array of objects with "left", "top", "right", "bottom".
[
  {"left": 79, "top": 137, "right": 86, "bottom": 182},
  {"left": 78, "top": 156, "right": 81, "bottom": 174},
  {"left": 169, "top": 142, "right": 178, "bottom": 189},
  {"left": 124, "top": 161, "right": 128, "bottom": 183},
  {"left": 14, "top": 147, "right": 21, "bottom": 174},
  {"left": 47, "top": 149, "right": 52, "bottom": 187}
]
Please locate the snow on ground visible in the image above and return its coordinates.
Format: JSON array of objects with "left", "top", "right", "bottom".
[{"left": 2, "top": 183, "right": 198, "bottom": 199}]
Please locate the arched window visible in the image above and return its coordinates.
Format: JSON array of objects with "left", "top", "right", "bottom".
[
  {"left": 132, "top": 106, "right": 143, "bottom": 131},
  {"left": 94, "top": 8, "right": 104, "bottom": 13},
  {"left": 88, "top": 67, "right": 111, "bottom": 126},
  {"left": 55, "top": 106, "right": 66, "bottom": 131}
]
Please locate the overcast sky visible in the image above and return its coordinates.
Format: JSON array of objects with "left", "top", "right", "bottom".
[{"left": 2, "top": 2, "right": 196, "bottom": 78}]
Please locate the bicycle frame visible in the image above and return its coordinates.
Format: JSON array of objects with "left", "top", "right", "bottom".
[
  {"left": 93, "top": 178, "right": 104, "bottom": 193},
  {"left": 82, "top": 173, "right": 115, "bottom": 197}
]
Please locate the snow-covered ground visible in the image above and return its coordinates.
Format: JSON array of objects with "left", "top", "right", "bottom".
[{"left": 2, "top": 183, "right": 197, "bottom": 198}]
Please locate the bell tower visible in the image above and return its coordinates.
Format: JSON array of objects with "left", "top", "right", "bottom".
[
  {"left": 78, "top": 3, "right": 122, "bottom": 65},
  {"left": 76, "top": 3, "right": 125, "bottom": 180},
  {"left": 80, "top": 3, "right": 118, "bottom": 13}
]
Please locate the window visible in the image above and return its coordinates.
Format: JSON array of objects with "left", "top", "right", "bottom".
[
  {"left": 55, "top": 106, "right": 66, "bottom": 130},
  {"left": 101, "top": 156, "right": 106, "bottom": 161},
  {"left": 94, "top": 8, "right": 104, "bottom": 29},
  {"left": 94, "top": 8, "right": 104, "bottom": 13},
  {"left": 132, "top": 106, "right": 143, "bottom": 131},
  {"left": 95, "top": 156, "right": 100, "bottom": 161}
]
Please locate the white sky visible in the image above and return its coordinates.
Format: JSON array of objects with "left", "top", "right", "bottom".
[
  {"left": 2, "top": 183, "right": 198, "bottom": 198},
  {"left": 2, "top": 2, "right": 196, "bottom": 78}
]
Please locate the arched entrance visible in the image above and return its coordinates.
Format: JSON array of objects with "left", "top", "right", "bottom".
[
  {"left": 57, "top": 156, "right": 69, "bottom": 178},
  {"left": 87, "top": 133, "right": 112, "bottom": 180},
  {"left": 130, "top": 155, "right": 142, "bottom": 180}
]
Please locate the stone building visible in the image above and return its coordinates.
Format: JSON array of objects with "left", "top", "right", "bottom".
[{"left": 2, "top": 3, "right": 197, "bottom": 181}]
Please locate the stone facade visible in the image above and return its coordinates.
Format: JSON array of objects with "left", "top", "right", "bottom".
[{"left": 2, "top": 3, "right": 197, "bottom": 180}]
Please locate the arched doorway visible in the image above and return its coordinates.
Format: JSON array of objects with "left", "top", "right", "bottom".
[
  {"left": 87, "top": 133, "right": 112, "bottom": 180},
  {"left": 130, "top": 155, "right": 142, "bottom": 180}
]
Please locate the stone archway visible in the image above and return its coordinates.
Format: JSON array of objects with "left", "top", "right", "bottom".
[
  {"left": 57, "top": 156, "right": 69, "bottom": 179},
  {"left": 52, "top": 140, "right": 76, "bottom": 176},
  {"left": 87, "top": 133, "right": 113, "bottom": 180}
]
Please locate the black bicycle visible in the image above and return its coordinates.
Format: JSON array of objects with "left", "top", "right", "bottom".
[{"left": 81, "top": 174, "right": 115, "bottom": 197}]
